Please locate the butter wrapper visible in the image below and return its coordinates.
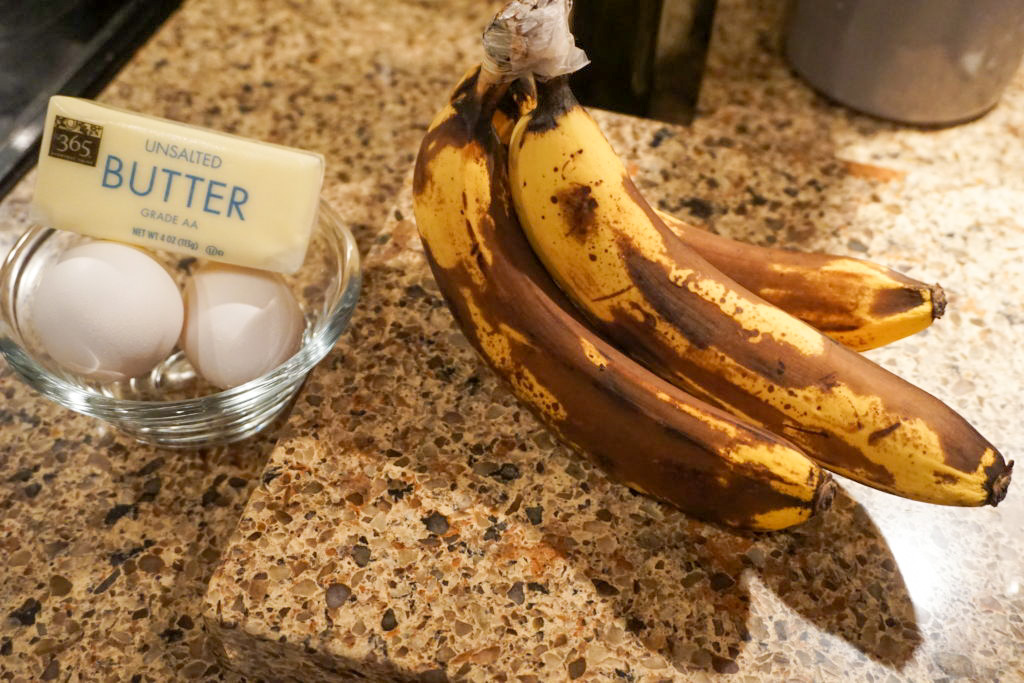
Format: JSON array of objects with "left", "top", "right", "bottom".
[{"left": 32, "top": 96, "right": 324, "bottom": 274}]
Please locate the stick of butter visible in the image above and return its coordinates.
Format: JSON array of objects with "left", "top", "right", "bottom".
[{"left": 31, "top": 96, "right": 324, "bottom": 274}]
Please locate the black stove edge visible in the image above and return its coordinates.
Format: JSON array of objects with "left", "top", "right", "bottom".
[{"left": 0, "top": 0, "right": 183, "bottom": 202}]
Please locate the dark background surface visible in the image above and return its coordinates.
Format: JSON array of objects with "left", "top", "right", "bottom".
[{"left": 0, "top": 0, "right": 182, "bottom": 199}]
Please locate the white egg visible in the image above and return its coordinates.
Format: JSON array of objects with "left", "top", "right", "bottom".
[
  {"left": 31, "top": 241, "right": 184, "bottom": 382},
  {"left": 182, "top": 262, "right": 305, "bottom": 389}
]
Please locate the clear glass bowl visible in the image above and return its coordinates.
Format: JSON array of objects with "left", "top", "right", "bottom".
[{"left": 0, "top": 200, "right": 361, "bottom": 448}]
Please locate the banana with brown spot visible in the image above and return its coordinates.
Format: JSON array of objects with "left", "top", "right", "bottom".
[
  {"left": 413, "top": 66, "right": 835, "bottom": 530},
  {"left": 656, "top": 211, "right": 945, "bottom": 351},
  {"left": 508, "top": 76, "right": 1011, "bottom": 506},
  {"left": 493, "top": 92, "right": 944, "bottom": 352}
]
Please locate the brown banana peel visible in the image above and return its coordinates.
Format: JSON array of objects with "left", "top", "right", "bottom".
[
  {"left": 508, "top": 76, "right": 1011, "bottom": 507},
  {"left": 413, "top": 67, "right": 836, "bottom": 530}
]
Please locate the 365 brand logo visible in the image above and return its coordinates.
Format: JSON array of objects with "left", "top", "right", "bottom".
[{"left": 48, "top": 115, "right": 103, "bottom": 167}]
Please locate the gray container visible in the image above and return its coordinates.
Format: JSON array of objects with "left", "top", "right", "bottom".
[{"left": 785, "top": 0, "right": 1024, "bottom": 125}]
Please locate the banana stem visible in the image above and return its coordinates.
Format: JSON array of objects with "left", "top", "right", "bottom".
[
  {"left": 989, "top": 461, "right": 1013, "bottom": 505},
  {"left": 515, "top": 74, "right": 538, "bottom": 113},
  {"left": 476, "top": 67, "right": 513, "bottom": 120},
  {"left": 929, "top": 284, "right": 947, "bottom": 320}
]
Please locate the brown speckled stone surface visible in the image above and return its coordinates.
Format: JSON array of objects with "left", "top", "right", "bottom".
[
  {"left": 3, "top": 1, "right": 1024, "bottom": 681},
  {"left": 1, "top": 1, "right": 487, "bottom": 680}
]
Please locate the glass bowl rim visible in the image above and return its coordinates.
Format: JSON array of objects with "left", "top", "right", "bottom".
[{"left": 0, "top": 198, "right": 361, "bottom": 415}]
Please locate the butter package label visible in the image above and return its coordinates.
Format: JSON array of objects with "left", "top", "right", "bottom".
[{"left": 32, "top": 96, "right": 324, "bottom": 274}]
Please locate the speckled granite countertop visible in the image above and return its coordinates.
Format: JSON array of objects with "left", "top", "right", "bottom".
[{"left": 2, "top": 1, "right": 1023, "bottom": 681}]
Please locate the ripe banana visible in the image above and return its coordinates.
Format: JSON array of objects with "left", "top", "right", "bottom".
[
  {"left": 494, "top": 93, "right": 944, "bottom": 352},
  {"left": 413, "top": 66, "right": 835, "bottom": 530},
  {"left": 508, "top": 76, "right": 1012, "bottom": 506},
  {"left": 656, "top": 211, "right": 946, "bottom": 352}
]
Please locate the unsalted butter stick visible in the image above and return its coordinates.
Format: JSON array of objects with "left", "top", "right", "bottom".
[{"left": 31, "top": 96, "right": 324, "bottom": 274}]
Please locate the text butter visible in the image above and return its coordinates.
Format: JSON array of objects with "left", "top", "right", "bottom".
[{"left": 32, "top": 96, "right": 324, "bottom": 274}]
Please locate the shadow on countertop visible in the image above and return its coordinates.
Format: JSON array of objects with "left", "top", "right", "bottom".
[
  {"left": 541, "top": 483, "right": 921, "bottom": 676},
  {"left": 0, "top": 376, "right": 283, "bottom": 680}
]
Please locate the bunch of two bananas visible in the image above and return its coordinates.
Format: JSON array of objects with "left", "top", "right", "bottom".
[{"left": 412, "top": 64, "right": 1011, "bottom": 531}]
